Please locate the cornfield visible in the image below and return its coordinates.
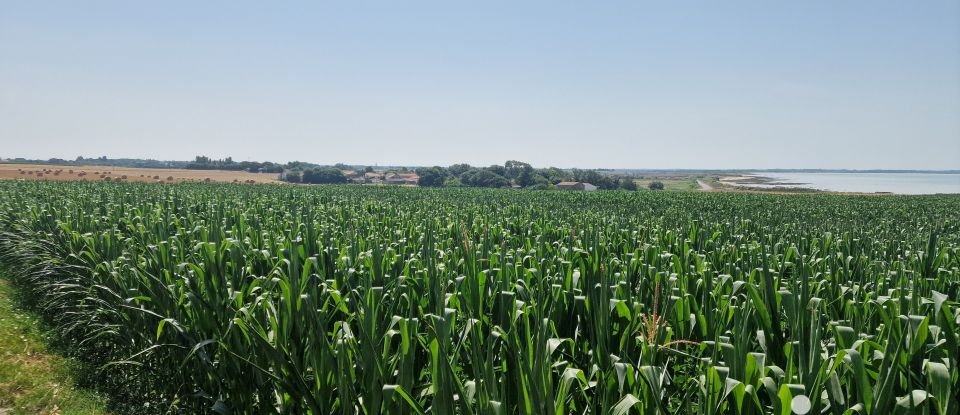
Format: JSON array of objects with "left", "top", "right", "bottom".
[{"left": 0, "top": 180, "right": 957, "bottom": 414}]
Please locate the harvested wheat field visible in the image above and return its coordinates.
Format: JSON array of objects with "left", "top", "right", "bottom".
[{"left": 0, "top": 164, "right": 281, "bottom": 184}]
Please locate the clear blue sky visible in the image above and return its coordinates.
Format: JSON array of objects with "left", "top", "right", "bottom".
[{"left": 2, "top": 1, "right": 958, "bottom": 169}]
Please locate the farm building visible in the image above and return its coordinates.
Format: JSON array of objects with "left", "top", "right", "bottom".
[
  {"left": 344, "top": 170, "right": 366, "bottom": 184},
  {"left": 384, "top": 173, "right": 419, "bottom": 185},
  {"left": 556, "top": 181, "right": 598, "bottom": 191}
]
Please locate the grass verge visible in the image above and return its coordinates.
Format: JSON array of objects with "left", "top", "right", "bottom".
[
  {"left": 635, "top": 178, "right": 700, "bottom": 191},
  {"left": 0, "top": 278, "right": 109, "bottom": 415}
]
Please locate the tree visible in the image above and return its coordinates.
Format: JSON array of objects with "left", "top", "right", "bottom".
[
  {"left": 572, "top": 169, "right": 618, "bottom": 190},
  {"left": 416, "top": 166, "right": 447, "bottom": 187},
  {"left": 448, "top": 164, "right": 472, "bottom": 177},
  {"left": 239, "top": 161, "right": 262, "bottom": 172},
  {"left": 261, "top": 162, "right": 283, "bottom": 173},
  {"left": 461, "top": 168, "right": 509, "bottom": 188},
  {"left": 621, "top": 179, "right": 638, "bottom": 191},
  {"left": 527, "top": 175, "right": 551, "bottom": 190},
  {"left": 505, "top": 160, "right": 535, "bottom": 187},
  {"left": 286, "top": 161, "right": 309, "bottom": 170},
  {"left": 364, "top": 166, "right": 374, "bottom": 173},
  {"left": 648, "top": 181, "right": 665, "bottom": 191},
  {"left": 486, "top": 164, "right": 507, "bottom": 177},
  {"left": 285, "top": 170, "right": 302, "bottom": 183},
  {"left": 443, "top": 176, "right": 463, "bottom": 187},
  {"left": 516, "top": 168, "right": 536, "bottom": 187},
  {"left": 537, "top": 167, "right": 568, "bottom": 184},
  {"left": 302, "top": 167, "right": 347, "bottom": 184}
]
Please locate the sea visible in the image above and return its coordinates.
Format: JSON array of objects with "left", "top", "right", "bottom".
[{"left": 745, "top": 172, "right": 960, "bottom": 195}]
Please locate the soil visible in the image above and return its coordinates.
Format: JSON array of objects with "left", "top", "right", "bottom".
[{"left": 0, "top": 164, "right": 282, "bottom": 184}]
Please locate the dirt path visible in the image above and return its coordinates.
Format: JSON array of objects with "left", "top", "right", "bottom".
[
  {"left": 696, "top": 179, "right": 714, "bottom": 191},
  {"left": 0, "top": 279, "right": 108, "bottom": 415}
]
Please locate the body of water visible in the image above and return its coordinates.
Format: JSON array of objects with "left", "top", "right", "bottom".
[{"left": 746, "top": 172, "right": 960, "bottom": 195}]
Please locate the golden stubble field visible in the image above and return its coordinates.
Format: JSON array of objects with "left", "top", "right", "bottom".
[{"left": 0, "top": 164, "right": 282, "bottom": 184}]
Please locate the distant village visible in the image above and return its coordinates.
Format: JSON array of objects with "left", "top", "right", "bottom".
[
  {"left": 289, "top": 161, "right": 639, "bottom": 191},
  {"left": 340, "top": 169, "right": 602, "bottom": 190},
  {"left": 343, "top": 170, "right": 419, "bottom": 186}
]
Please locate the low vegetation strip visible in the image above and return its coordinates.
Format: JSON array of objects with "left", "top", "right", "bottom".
[
  {"left": 0, "top": 180, "right": 957, "bottom": 414},
  {"left": 0, "top": 279, "right": 108, "bottom": 415}
]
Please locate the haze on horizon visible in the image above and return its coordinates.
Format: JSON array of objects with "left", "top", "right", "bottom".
[{"left": 1, "top": 1, "right": 958, "bottom": 170}]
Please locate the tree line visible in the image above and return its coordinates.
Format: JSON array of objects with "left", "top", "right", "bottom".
[
  {"left": 237, "top": 158, "right": 647, "bottom": 190},
  {"left": 415, "top": 160, "right": 640, "bottom": 190},
  {"left": 184, "top": 156, "right": 285, "bottom": 173},
  {"left": 13, "top": 154, "right": 657, "bottom": 190},
  {"left": 276, "top": 160, "right": 646, "bottom": 189}
]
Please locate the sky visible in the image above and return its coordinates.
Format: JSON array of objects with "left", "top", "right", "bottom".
[{"left": 1, "top": 1, "right": 959, "bottom": 170}]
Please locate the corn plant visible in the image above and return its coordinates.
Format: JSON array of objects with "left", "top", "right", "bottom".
[{"left": 0, "top": 180, "right": 957, "bottom": 414}]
